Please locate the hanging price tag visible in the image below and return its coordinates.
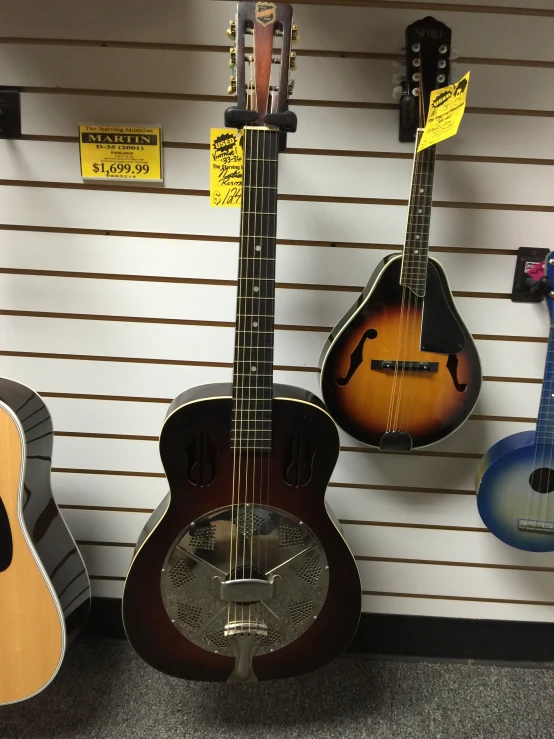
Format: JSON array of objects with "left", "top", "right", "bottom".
[
  {"left": 210, "top": 128, "right": 243, "bottom": 207},
  {"left": 418, "top": 73, "right": 470, "bottom": 152},
  {"left": 79, "top": 124, "right": 163, "bottom": 182}
]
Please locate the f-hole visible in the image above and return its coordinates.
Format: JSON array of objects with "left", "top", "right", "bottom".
[
  {"left": 446, "top": 354, "right": 467, "bottom": 393},
  {"left": 186, "top": 433, "right": 218, "bottom": 487},
  {"left": 284, "top": 434, "right": 314, "bottom": 487},
  {"left": 337, "top": 329, "right": 378, "bottom": 386},
  {"left": 0, "top": 497, "right": 13, "bottom": 571}
]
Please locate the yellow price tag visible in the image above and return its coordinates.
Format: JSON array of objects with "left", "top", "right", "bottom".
[
  {"left": 418, "top": 73, "right": 470, "bottom": 152},
  {"left": 210, "top": 128, "right": 243, "bottom": 208},
  {"left": 79, "top": 124, "right": 163, "bottom": 182}
]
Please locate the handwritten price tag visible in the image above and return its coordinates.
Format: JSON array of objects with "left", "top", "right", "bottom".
[
  {"left": 418, "top": 73, "right": 470, "bottom": 152},
  {"left": 210, "top": 129, "right": 243, "bottom": 208}
]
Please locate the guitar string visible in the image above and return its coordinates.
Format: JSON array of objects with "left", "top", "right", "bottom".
[
  {"left": 544, "top": 319, "right": 554, "bottom": 530},
  {"left": 536, "top": 305, "right": 554, "bottom": 529}
]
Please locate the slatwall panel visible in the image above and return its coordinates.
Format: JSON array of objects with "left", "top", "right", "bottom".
[{"left": 2, "top": 0, "right": 554, "bottom": 622}]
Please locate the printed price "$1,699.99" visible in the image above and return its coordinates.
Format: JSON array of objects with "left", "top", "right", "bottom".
[{"left": 91, "top": 162, "right": 151, "bottom": 176}]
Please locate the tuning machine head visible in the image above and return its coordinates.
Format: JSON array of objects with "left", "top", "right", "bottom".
[
  {"left": 288, "top": 80, "right": 295, "bottom": 97},
  {"left": 228, "top": 76, "right": 237, "bottom": 95},
  {"left": 291, "top": 24, "right": 299, "bottom": 42},
  {"left": 290, "top": 51, "right": 297, "bottom": 70},
  {"left": 229, "top": 47, "right": 237, "bottom": 68},
  {"left": 226, "top": 20, "right": 236, "bottom": 40}
]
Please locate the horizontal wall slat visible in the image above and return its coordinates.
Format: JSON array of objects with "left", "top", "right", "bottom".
[
  {"left": 3, "top": 1, "right": 553, "bottom": 62},
  {"left": 3, "top": 139, "right": 554, "bottom": 207},
  {"left": 0, "top": 185, "right": 551, "bottom": 252},
  {"left": 0, "top": 272, "right": 547, "bottom": 337},
  {"left": 0, "top": 230, "right": 529, "bottom": 294},
  {"left": 51, "top": 436, "right": 480, "bottom": 491},
  {"left": 20, "top": 93, "right": 554, "bottom": 161},
  {"left": 0, "top": 315, "right": 548, "bottom": 379},
  {"left": 0, "top": 46, "right": 553, "bottom": 112}
]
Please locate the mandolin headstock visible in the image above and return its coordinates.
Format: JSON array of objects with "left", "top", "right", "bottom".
[
  {"left": 399, "top": 16, "right": 453, "bottom": 141},
  {"left": 225, "top": 1, "right": 297, "bottom": 133}
]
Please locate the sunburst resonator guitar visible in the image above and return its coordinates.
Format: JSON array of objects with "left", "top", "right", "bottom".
[
  {"left": 0, "top": 377, "right": 90, "bottom": 704},
  {"left": 122, "top": 1, "right": 361, "bottom": 684},
  {"left": 319, "top": 17, "right": 482, "bottom": 453}
]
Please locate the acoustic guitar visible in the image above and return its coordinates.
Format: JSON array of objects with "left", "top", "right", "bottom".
[
  {"left": 122, "top": 1, "right": 361, "bottom": 683},
  {"left": 0, "top": 377, "right": 90, "bottom": 704},
  {"left": 319, "top": 17, "right": 482, "bottom": 452},
  {"left": 477, "top": 255, "right": 554, "bottom": 551}
]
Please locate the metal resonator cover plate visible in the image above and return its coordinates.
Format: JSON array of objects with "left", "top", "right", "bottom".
[{"left": 160, "top": 505, "right": 329, "bottom": 657}]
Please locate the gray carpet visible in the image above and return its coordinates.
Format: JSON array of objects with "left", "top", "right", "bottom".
[{"left": 1, "top": 640, "right": 554, "bottom": 739}]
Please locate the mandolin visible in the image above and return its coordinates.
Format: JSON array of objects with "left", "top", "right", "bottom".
[
  {"left": 319, "top": 17, "right": 482, "bottom": 452},
  {"left": 477, "top": 255, "right": 554, "bottom": 551},
  {"left": 0, "top": 378, "right": 90, "bottom": 704},
  {"left": 122, "top": 1, "right": 361, "bottom": 683}
]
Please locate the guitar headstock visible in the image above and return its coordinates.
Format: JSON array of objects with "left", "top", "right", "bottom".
[
  {"left": 225, "top": 2, "right": 297, "bottom": 132},
  {"left": 399, "top": 16, "right": 452, "bottom": 141}
]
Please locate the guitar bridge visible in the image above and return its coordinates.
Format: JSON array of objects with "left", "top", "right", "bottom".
[
  {"left": 371, "top": 360, "right": 439, "bottom": 373},
  {"left": 517, "top": 518, "right": 554, "bottom": 534}
]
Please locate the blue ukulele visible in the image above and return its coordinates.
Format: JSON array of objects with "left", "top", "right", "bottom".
[{"left": 477, "top": 254, "right": 554, "bottom": 551}]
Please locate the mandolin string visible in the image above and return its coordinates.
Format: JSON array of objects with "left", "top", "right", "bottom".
[
  {"left": 396, "top": 60, "right": 427, "bottom": 434},
  {"left": 403, "top": 139, "right": 431, "bottom": 434}
]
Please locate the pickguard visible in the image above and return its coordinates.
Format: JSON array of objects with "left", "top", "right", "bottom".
[
  {"left": 421, "top": 262, "right": 465, "bottom": 355},
  {"left": 336, "top": 329, "right": 378, "bottom": 386}
]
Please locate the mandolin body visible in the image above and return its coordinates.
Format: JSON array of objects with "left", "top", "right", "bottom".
[
  {"left": 320, "top": 254, "right": 482, "bottom": 450},
  {"left": 0, "top": 378, "right": 90, "bottom": 705},
  {"left": 122, "top": 382, "right": 361, "bottom": 682}
]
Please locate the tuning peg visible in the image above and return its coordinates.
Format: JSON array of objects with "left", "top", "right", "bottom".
[
  {"left": 392, "top": 85, "right": 404, "bottom": 101},
  {"left": 228, "top": 76, "right": 237, "bottom": 95},
  {"left": 450, "top": 48, "right": 460, "bottom": 60},
  {"left": 288, "top": 80, "right": 295, "bottom": 96},
  {"left": 291, "top": 24, "right": 299, "bottom": 42},
  {"left": 226, "top": 20, "right": 236, "bottom": 40},
  {"left": 290, "top": 51, "right": 297, "bottom": 69},
  {"left": 229, "top": 47, "right": 237, "bottom": 68},
  {"left": 392, "top": 73, "right": 403, "bottom": 85}
]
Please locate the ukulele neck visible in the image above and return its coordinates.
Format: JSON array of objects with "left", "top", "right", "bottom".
[
  {"left": 535, "top": 325, "right": 554, "bottom": 446},
  {"left": 400, "top": 130, "right": 437, "bottom": 299},
  {"left": 231, "top": 127, "right": 280, "bottom": 453}
]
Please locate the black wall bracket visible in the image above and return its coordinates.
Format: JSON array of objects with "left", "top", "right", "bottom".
[
  {"left": 0, "top": 87, "right": 21, "bottom": 139},
  {"left": 511, "top": 246, "right": 550, "bottom": 303}
]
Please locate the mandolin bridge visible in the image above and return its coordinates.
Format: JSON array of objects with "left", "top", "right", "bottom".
[
  {"left": 371, "top": 360, "right": 439, "bottom": 373},
  {"left": 517, "top": 518, "right": 554, "bottom": 534}
]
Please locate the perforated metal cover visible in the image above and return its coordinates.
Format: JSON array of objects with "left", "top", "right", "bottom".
[{"left": 160, "top": 505, "right": 329, "bottom": 658}]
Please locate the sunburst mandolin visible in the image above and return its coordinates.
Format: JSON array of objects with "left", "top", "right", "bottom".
[{"left": 319, "top": 17, "right": 482, "bottom": 452}]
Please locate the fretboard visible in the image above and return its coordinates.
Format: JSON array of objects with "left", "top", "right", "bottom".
[
  {"left": 535, "top": 326, "right": 554, "bottom": 446},
  {"left": 231, "top": 127, "right": 280, "bottom": 452},
  {"left": 400, "top": 130, "right": 437, "bottom": 298}
]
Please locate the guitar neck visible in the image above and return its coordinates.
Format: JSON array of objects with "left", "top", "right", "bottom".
[
  {"left": 231, "top": 127, "right": 280, "bottom": 452},
  {"left": 400, "top": 131, "right": 437, "bottom": 298}
]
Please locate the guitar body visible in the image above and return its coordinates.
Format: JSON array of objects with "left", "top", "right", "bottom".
[
  {"left": 0, "top": 378, "right": 90, "bottom": 704},
  {"left": 320, "top": 255, "right": 482, "bottom": 449},
  {"left": 123, "top": 383, "right": 361, "bottom": 682}
]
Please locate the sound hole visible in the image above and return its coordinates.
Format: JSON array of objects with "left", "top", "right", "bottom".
[
  {"left": 0, "top": 497, "right": 13, "bottom": 571},
  {"left": 283, "top": 434, "right": 314, "bottom": 487},
  {"left": 185, "top": 433, "right": 218, "bottom": 487},
  {"left": 529, "top": 468, "right": 554, "bottom": 494}
]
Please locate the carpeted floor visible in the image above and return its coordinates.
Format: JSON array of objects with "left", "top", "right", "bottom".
[{"left": 1, "top": 640, "right": 554, "bottom": 739}]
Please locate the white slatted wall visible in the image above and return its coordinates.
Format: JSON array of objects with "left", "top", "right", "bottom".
[{"left": 2, "top": 0, "right": 554, "bottom": 622}]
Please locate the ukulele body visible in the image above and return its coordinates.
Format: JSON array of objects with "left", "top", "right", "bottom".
[
  {"left": 0, "top": 378, "right": 90, "bottom": 704},
  {"left": 320, "top": 254, "right": 482, "bottom": 450},
  {"left": 477, "top": 431, "right": 554, "bottom": 552},
  {"left": 122, "top": 382, "right": 361, "bottom": 682}
]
